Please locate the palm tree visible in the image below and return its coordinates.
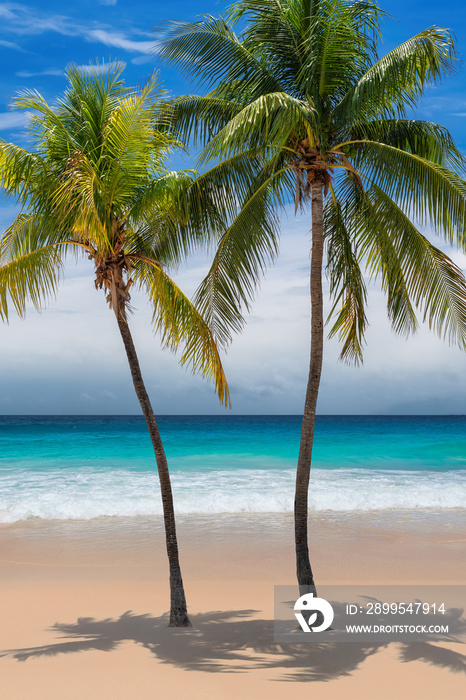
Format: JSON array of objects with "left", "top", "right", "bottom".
[
  {"left": 159, "top": 0, "right": 466, "bottom": 594},
  {"left": 0, "top": 63, "right": 231, "bottom": 626}
]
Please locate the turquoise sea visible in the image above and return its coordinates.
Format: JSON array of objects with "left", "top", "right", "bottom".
[{"left": 0, "top": 415, "right": 465, "bottom": 523}]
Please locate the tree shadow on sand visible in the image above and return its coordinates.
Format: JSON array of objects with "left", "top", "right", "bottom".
[{"left": 2, "top": 607, "right": 466, "bottom": 682}]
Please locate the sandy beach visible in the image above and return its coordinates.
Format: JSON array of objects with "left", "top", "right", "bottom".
[{"left": 0, "top": 512, "right": 465, "bottom": 699}]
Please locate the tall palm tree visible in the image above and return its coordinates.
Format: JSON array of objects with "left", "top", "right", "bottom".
[
  {"left": 159, "top": 0, "right": 466, "bottom": 593},
  {"left": 0, "top": 63, "right": 231, "bottom": 626}
]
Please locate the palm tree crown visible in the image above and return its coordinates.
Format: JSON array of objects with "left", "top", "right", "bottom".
[
  {"left": 160, "top": 0, "right": 466, "bottom": 358},
  {"left": 0, "top": 62, "right": 228, "bottom": 399}
]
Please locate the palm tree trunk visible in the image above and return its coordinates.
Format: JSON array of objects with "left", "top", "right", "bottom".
[
  {"left": 114, "top": 303, "right": 191, "bottom": 627},
  {"left": 294, "top": 179, "right": 324, "bottom": 595}
]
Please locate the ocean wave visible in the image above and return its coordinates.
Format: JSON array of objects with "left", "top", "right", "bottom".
[{"left": 0, "top": 467, "right": 465, "bottom": 523}]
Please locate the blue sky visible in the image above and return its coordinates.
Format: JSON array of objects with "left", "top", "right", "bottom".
[{"left": 1, "top": 0, "right": 466, "bottom": 415}]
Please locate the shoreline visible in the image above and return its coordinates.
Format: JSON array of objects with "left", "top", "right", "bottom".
[{"left": 1, "top": 509, "right": 465, "bottom": 582}]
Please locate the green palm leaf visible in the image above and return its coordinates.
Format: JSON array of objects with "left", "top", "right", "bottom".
[
  {"left": 348, "top": 119, "right": 465, "bottom": 171},
  {"left": 355, "top": 141, "right": 466, "bottom": 246},
  {"left": 193, "top": 165, "right": 296, "bottom": 346},
  {"left": 131, "top": 258, "right": 230, "bottom": 405},
  {"left": 361, "top": 183, "right": 466, "bottom": 346},
  {"left": 325, "top": 189, "right": 368, "bottom": 364},
  {"left": 335, "top": 27, "right": 456, "bottom": 124},
  {"left": 162, "top": 95, "right": 243, "bottom": 147},
  {"left": 158, "top": 15, "right": 282, "bottom": 96},
  {"left": 200, "top": 92, "right": 314, "bottom": 162},
  {"left": 0, "top": 242, "right": 65, "bottom": 321}
]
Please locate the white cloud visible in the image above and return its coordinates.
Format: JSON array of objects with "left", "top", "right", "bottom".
[
  {"left": 99, "top": 0, "right": 118, "bottom": 5},
  {"left": 0, "top": 38, "right": 24, "bottom": 50},
  {"left": 0, "top": 4, "right": 75, "bottom": 35},
  {"left": 0, "top": 111, "right": 27, "bottom": 130},
  {"left": 0, "top": 3, "right": 153, "bottom": 55},
  {"left": 16, "top": 68, "right": 64, "bottom": 77},
  {"left": 75, "top": 61, "right": 126, "bottom": 74},
  {"left": 15, "top": 62, "right": 127, "bottom": 80},
  {"left": 0, "top": 4, "right": 18, "bottom": 20},
  {"left": 100, "top": 390, "right": 117, "bottom": 399},
  {"left": 131, "top": 54, "right": 156, "bottom": 66},
  {"left": 85, "top": 29, "right": 153, "bottom": 54}
]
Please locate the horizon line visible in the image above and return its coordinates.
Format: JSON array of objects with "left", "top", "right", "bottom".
[{"left": 1, "top": 414, "right": 465, "bottom": 418}]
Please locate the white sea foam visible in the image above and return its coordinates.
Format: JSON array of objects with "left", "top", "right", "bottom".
[{"left": 0, "top": 467, "right": 465, "bottom": 523}]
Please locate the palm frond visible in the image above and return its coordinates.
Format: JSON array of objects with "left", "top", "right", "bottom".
[
  {"left": 332, "top": 173, "right": 466, "bottom": 347},
  {"left": 161, "top": 95, "right": 243, "bottom": 147},
  {"left": 226, "top": 0, "right": 306, "bottom": 96},
  {"left": 0, "top": 142, "right": 48, "bottom": 203},
  {"left": 314, "top": 0, "right": 382, "bottom": 101},
  {"left": 0, "top": 212, "right": 82, "bottom": 259},
  {"left": 347, "top": 119, "right": 465, "bottom": 172},
  {"left": 325, "top": 188, "right": 368, "bottom": 363},
  {"left": 361, "top": 183, "right": 466, "bottom": 347},
  {"left": 158, "top": 15, "right": 282, "bottom": 96},
  {"left": 354, "top": 141, "right": 466, "bottom": 247},
  {"left": 103, "top": 75, "right": 172, "bottom": 208},
  {"left": 126, "top": 170, "right": 204, "bottom": 265},
  {"left": 131, "top": 258, "right": 230, "bottom": 406},
  {"left": 0, "top": 240, "right": 67, "bottom": 321},
  {"left": 192, "top": 165, "right": 292, "bottom": 346},
  {"left": 199, "top": 92, "right": 314, "bottom": 163},
  {"left": 225, "top": 0, "right": 383, "bottom": 102},
  {"left": 335, "top": 26, "right": 457, "bottom": 124}
]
